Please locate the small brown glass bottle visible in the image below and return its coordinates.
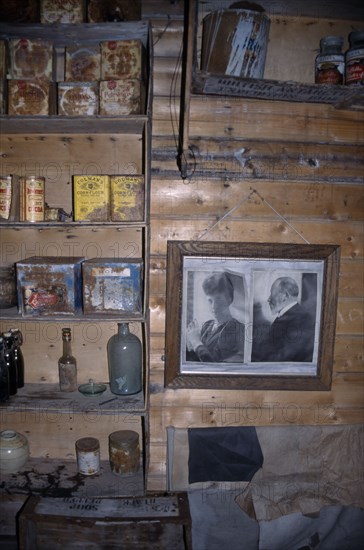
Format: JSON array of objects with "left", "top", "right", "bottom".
[{"left": 58, "top": 328, "right": 77, "bottom": 392}]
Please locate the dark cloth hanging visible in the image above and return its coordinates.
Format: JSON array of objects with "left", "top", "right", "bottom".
[{"left": 188, "top": 426, "right": 263, "bottom": 483}]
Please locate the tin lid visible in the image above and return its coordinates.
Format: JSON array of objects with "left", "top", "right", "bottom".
[
  {"left": 109, "top": 430, "right": 139, "bottom": 449},
  {"left": 320, "top": 36, "right": 343, "bottom": 54},
  {"left": 349, "top": 30, "right": 364, "bottom": 48},
  {"left": 75, "top": 437, "right": 100, "bottom": 452}
]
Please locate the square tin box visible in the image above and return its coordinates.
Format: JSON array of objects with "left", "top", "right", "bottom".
[
  {"left": 16, "top": 256, "right": 84, "bottom": 316},
  {"left": 82, "top": 258, "right": 143, "bottom": 315}
]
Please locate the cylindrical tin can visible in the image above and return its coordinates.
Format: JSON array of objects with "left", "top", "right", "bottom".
[
  {"left": 345, "top": 30, "right": 364, "bottom": 86},
  {"left": 75, "top": 437, "right": 100, "bottom": 475},
  {"left": 201, "top": 9, "right": 271, "bottom": 79},
  {"left": 108, "top": 430, "right": 140, "bottom": 476},
  {"left": 20, "top": 176, "right": 45, "bottom": 222},
  {"left": 0, "top": 176, "right": 13, "bottom": 220}
]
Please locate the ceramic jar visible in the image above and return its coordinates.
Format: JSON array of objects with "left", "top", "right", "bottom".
[{"left": 0, "top": 429, "right": 30, "bottom": 473}]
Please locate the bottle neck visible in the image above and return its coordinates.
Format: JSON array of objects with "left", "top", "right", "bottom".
[
  {"left": 62, "top": 338, "right": 73, "bottom": 356},
  {"left": 117, "top": 323, "right": 130, "bottom": 336}
]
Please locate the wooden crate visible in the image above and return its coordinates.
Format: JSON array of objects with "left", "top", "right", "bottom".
[{"left": 18, "top": 493, "right": 191, "bottom": 549}]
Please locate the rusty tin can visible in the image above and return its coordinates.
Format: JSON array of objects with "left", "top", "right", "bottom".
[
  {"left": 99, "top": 79, "right": 145, "bottom": 115},
  {"left": 40, "top": 0, "right": 85, "bottom": 24},
  {"left": 58, "top": 82, "right": 99, "bottom": 116},
  {"left": 82, "top": 258, "right": 143, "bottom": 315},
  {"left": 73, "top": 174, "right": 109, "bottom": 221},
  {"left": 16, "top": 256, "right": 84, "bottom": 316},
  {"left": 100, "top": 39, "right": 145, "bottom": 80},
  {"left": 110, "top": 175, "right": 144, "bottom": 222},
  {"left": 19, "top": 176, "right": 45, "bottom": 222},
  {"left": 8, "top": 80, "right": 51, "bottom": 116},
  {"left": 76, "top": 437, "right": 100, "bottom": 476},
  {"left": 108, "top": 430, "right": 140, "bottom": 476},
  {"left": 9, "top": 38, "right": 53, "bottom": 80},
  {"left": 0, "top": 176, "right": 13, "bottom": 221},
  {"left": 65, "top": 45, "right": 101, "bottom": 82}
]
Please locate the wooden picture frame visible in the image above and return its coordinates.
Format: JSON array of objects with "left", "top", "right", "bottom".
[{"left": 164, "top": 241, "right": 340, "bottom": 390}]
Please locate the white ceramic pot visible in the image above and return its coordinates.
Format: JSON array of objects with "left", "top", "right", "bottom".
[{"left": 0, "top": 429, "right": 30, "bottom": 474}]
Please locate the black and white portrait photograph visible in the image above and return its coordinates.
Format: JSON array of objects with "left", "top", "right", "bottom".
[{"left": 165, "top": 241, "right": 340, "bottom": 390}]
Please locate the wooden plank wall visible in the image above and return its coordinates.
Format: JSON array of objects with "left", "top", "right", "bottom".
[{"left": 149, "top": 1, "right": 363, "bottom": 491}]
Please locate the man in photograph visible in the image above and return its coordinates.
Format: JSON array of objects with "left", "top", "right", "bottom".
[{"left": 252, "top": 276, "right": 316, "bottom": 363}]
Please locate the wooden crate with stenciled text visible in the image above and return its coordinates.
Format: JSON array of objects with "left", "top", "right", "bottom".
[{"left": 18, "top": 493, "right": 192, "bottom": 549}]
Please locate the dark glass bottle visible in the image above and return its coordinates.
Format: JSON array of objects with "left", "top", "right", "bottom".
[
  {"left": 58, "top": 328, "right": 77, "bottom": 392},
  {"left": 107, "top": 323, "right": 142, "bottom": 395},
  {"left": 10, "top": 328, "right": 24, "bottom": 388},
  {"left": 3, "top": 332, "right": 17, "bottom": 395},
  {"left": 0, "top": 336, "right": 10, "bottom": 402}
]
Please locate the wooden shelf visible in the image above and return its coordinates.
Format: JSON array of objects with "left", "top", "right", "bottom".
[
  {"left": 192, "top": 71, "right": 364, "bottom": 110},
  {"left": 0, "top": 115, "right": 149, "bottom": 134},
  {"left": 0, "top": 307, "right": 146, "bottom": 323},
  {"left": 0, "top": 458, "right": 144, "bottom": 497},
  {"left": 0, "top": 383, "right": 146, "bottom": 414}
]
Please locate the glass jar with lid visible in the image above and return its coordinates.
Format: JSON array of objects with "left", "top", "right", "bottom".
[
  {"left": 345, "top": 30, "right": 364, "bottom": 86},
  {"left": 315, "top": 36, "right": 344, "bottom": 84}
]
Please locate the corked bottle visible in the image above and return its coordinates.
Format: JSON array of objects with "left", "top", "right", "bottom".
[
  {"left": 58, "top": 327, "right": 77, "bottom": 392},
  {"left": 0, "top": 336, "right": 10, "bottom": 402},
  {"left": 10, "top": 328, "right": 24, "bottom": 388},
  {"left": 3, "top": 332, "right": 17, "bottom": 395}
]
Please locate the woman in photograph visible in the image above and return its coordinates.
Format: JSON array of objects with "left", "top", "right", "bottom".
[{"left": 186, "top": 271, "right": 245, "bottom": 363}]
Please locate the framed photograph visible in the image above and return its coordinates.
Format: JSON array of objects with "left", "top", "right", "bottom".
[{"left": 164, "top": 241, "right": 340, "bottom": 390}]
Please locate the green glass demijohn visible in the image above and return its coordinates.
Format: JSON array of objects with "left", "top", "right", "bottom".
[{"left": 107, "top": 323, "right": 142, "bottom": 395}]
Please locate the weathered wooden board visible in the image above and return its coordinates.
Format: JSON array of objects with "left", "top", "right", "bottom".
[
  {"left": 152, "top": 140, "right": 364, "bottom": 183},
  {"left": 150, "top": 179, "right": 364, "bottom": 220},
  {"left": 150, "top": 220, "right": 363, "bottom": 259}
]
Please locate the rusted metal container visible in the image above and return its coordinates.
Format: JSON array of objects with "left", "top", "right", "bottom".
[
  {"left": 0, "top": 176, "right": 13, "bottom": 221},
  {"left": 100, "top": 39, "right": 145, "bottom": 80},
  {"left": 99, "top": 79, "right": 145, "bottom": 115},
  {"left": 8, "top": 79, "right": 51, "bottom": 115},
  {"left": 58, "top": 82, "right": 99, "bottom": 116},
  {"left": 40, "top": 0, "right": 85, "bottom": 24},
  {"left": 75, "top": 437, "right": 100, "bottom": 475},
  {"left": 65, "top": 45, "right": 101, "bottom": 82},
  {"left": 16, "top": 256, "right": 84, "bottom": 317},
  {"left": 82, "top": 258, "right": 143, "bottom": 315},
  {"left": 72, "top": 174, "right": 109, "bottom": 221},
  {"left": 87, "top": 0, "right": 141, "bottom": 23},
  {"left": 108, "top": 430, "right": 140, "bottom": 476},
  {"left": 9, "top": 38, "right": 53, "bottom": 80},
  {"left": 110, "top": 175, "right": 145, "bottom": 222},
  {"left": 19, "top": 176, "right": 45, "bottom": 222},
  {"left": 201, "top": 9, "right": 270, "bottom": 79}
]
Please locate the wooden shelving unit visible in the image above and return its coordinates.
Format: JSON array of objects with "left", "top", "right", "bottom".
[{"left": 0, "top": 19, "right": 152, "bottom": 506}]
